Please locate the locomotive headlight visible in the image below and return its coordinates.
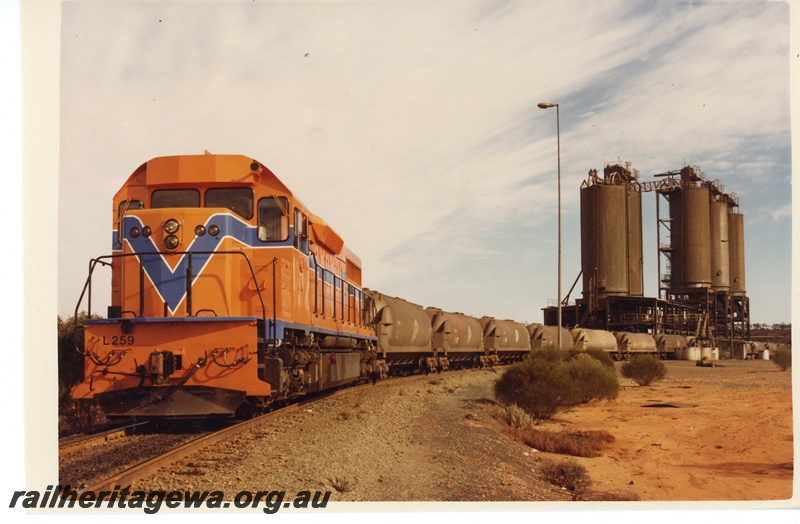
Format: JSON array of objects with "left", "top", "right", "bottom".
[
  {"left": 164, "top": 218, "right": 180, "bottom": 234},
  {"left": 130, "top": 227, "right": 140, "bottom": 238},
  {"left": 142, "top": 226, "right": 152, "bottom": 237},
  {"left": 208, "top": 224, "right": 220, "bottom": 236},
  {"left": 164, "top": 235, "right": 180, "bottom": 250},
  {"left": 195, "top": 225, "right": 206, "bottom": 236}
]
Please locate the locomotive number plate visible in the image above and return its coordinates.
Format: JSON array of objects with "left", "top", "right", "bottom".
[{"left": 102, "top": 335, "right": 135, "bottom": 346}]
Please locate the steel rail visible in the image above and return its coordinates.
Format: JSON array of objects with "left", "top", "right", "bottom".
[{"left": 59, "top": 422, "right": 151, "bottom": 453}]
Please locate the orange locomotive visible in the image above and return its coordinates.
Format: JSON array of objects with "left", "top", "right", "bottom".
[{"left": 72, "top": 153, "right": 381, "bottom": 418}]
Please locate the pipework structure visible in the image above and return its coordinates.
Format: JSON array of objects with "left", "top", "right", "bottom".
[{"left": 543, "top": 162, "right": 750, "bottom": 357}]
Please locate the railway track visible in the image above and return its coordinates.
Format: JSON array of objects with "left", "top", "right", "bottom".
[
  {"left": 59, "top": 422, "right": 151, "bottom": 453},
  {"left": 73, "top": 381, "right": 380, "bottom": 496}
]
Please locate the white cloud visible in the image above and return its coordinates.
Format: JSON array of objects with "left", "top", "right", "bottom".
[
  {"left": 770, "top": 204, "right": 792, "bottom": 222},
  {"left": 58, "top": 0, "right": 792, "bottom": 323}
]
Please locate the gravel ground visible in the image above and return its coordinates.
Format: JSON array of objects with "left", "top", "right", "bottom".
[
  {"left": 59, "top": 432, "right": 212, "bottom": 489},
  {"left": 131, "top": 368, "right": 566, "bottom": 502}
]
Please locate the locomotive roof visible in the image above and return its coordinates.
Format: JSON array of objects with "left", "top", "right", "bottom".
[
  {"left": 122, "top": 153, "right": 291, "bottom": 193},
  {"left": 117, "top": 152, "right": 360, "bottom": 265}
]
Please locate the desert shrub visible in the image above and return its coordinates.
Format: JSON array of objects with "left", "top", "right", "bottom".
[
  {"left": 565, "top": 358, "right": 620, "bottom": 403},
  {"left": 566, "top": 348, "right": 615, "bottom": 368},
  {"left": 537, "top": 457, "right": 592, "bottom": 500},
  {"left": 530, "top": 347, "right": 568, "bottom": 363},
  {"left": 772, "top": 349, "right": 792, "bottom": 371},
  {"left": 535, "top": 347, "right": 615, "bottom": 369},
  {"left": 494, "top": 358, "right": 581, "bottom": 420},
  {"left": 581, "top": 349, "right": 616, "bottom": 369},
  {"left": 621, "top": 355, "right": 667, "bottom": 386}
]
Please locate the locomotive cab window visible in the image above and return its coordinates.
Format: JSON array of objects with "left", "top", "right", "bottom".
[
  {"left": 294, "top": 208, "right": 309, "bottom": 254},
  {"left": 206, "top": 188, "right": 254, "bottom": 219},
  {"left": 258, "top": 197, "right": 289, "bottom": 242},
  {"left": 117, "top": 199, "right": 144, "bottom": 217},
  {"left": 151, "top": 189, "right": 200, "bottom": 208}
]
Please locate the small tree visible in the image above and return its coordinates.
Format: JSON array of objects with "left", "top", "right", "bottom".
[
  {"left": 771, "top": 349, "right": 792, "bottom": 372},
  {"left": 621, "top": 355, "right": 667, "bottom": 386},
  {"left": 494, "top": 358, "right": 581, "bottom": 420},
  {"left": 566, "top": 358, "right": 619, "bottom": 402},
  {"left": 58, "top": 313, "right": 102, "bottom": 431}
]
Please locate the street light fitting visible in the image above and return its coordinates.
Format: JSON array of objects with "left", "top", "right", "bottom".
[{"left": 538, "top": 101, "right": 562, "bottom": 350}]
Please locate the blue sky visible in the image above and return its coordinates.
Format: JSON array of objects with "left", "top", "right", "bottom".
[{"left": 55, "top": 0, "right": 792, "bottom": 324}]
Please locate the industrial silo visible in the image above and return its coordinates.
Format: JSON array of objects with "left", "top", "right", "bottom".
[
  {"left": 728, "top": 211, "right": 746, "bottom": 295},
  {"left": 669, "top": 184, "right": 712, "bottom": 290},
  {"left": 709, "top": 200, "right": 731, "bottom": 290},
  {"left": 580, "top": 165, "right": 644, "bottom": 300}
]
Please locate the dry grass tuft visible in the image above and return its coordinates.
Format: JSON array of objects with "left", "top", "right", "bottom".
[
  {"left": 509, "top": 426, "right": 615, "bottom": 458},
  {"left": 328, "top": 476, "right": 357, "bottom": 493},
  {"left": 503, "top": 403, "right": 536, "bottom": 430}
]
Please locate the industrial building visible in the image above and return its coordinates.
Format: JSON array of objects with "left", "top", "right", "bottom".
[{"left": 543, "top": 163, "right": 750, "bottom": 358}]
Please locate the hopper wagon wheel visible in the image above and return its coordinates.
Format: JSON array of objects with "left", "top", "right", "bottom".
[{"left": 418, "top": 356, "right": 429, "bottom": 375}]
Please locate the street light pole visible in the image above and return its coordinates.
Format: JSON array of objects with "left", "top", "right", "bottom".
[{"left": 538, "top": 102, "right": 562, "bottom": 350}]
